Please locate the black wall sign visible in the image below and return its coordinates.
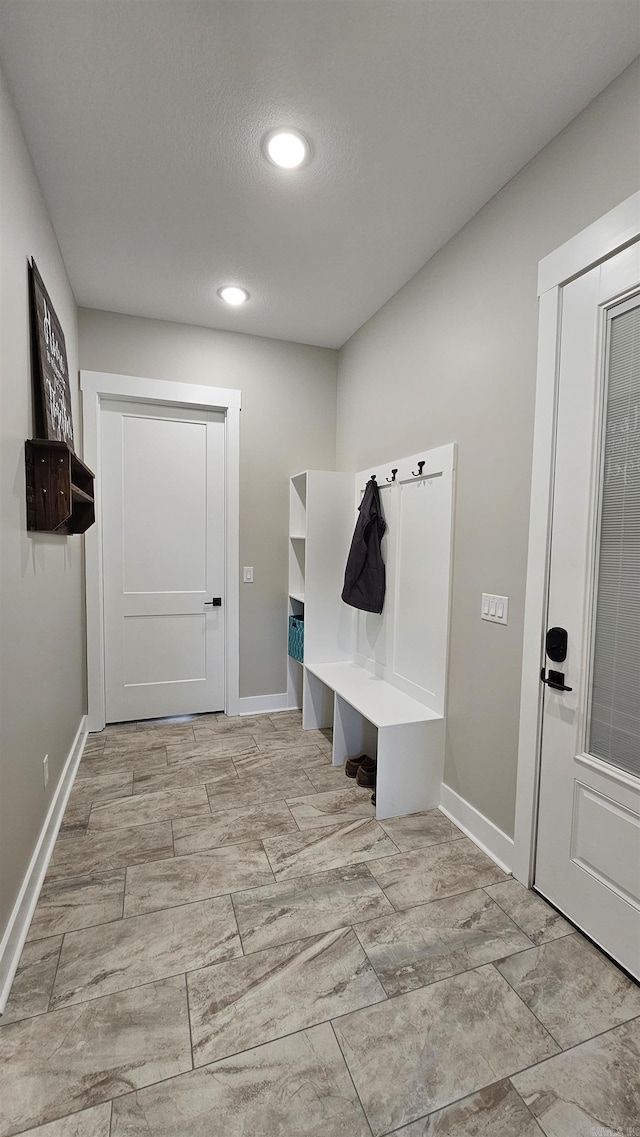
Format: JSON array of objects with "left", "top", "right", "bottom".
[{"left": 29, "top": 258, "right": 74, "bottom": 449}]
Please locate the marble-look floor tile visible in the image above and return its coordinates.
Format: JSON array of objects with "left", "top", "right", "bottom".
[
  {"left": 124, "top": 841, "right": 274, "bottom": 915},
  {"left": 495, "top": 933, "right": 640, "bottom": 1048},
  {"left": 111, "top": 1021, "right": 371, "bottom": 1137},
  {"left": 76, "top": 748, "right": 168, "bottom": 781},
  {"left": 132, "top": 756, "right": 239, "bottom": 796},
  {"left": 0, "top": 976, "right": 191, "bottom": 1137},
  {"left": 27, "top": 872, "right": 126, "bottom": 941},
  {"left": 269, "top": 710, "right": 303, "bottom": 728},
  {"left": 105, "top": 725, "right": 195, "bottom": 751},
  {"left": 193, "top": 714, "right": 277, "bottom": 738},
  {"left": 173, "top": 801, "right": 297, "bottom": 854},
  {"left": 46, "top": 823, "right": 174, "bottom": 882},
  {"left": 18, "top": 1103, "right": 113, "bottom": 1136},
  {"left": 233, "top": 862, "right": 394, "bottom": 953},
  {"left": 88, "top": 785, "right": 211, "bottom": 831},
  {"left": 305, "top": 764, "right": 350, "bottom": 792},
  {"left": 83, "top": 735, "right": 106, "bottom": 753},
  {"left": 395, "top": 1079, "right": 542, "bottom": 1136},
  {"left": 379, "top": 810, "right": 463, "bottom": 852},
  {"left": 231, "top": 746, "right": 329, "bottom": 779},
  {"left": 255, "top": 730, "right": 332, "bottom": 755},
  {"left": 167, "top": 735, "right": 260, "bottom": 763},
  {"left": 188, "top": 926, "right": 387, "bottom": 1065},
  {"left": 512, "top": 1017, "right": 640, "bottom": 1137},
  {"left": 0, "top": 937, "right": 63, "bottom": 1025},
  {"left": 484, "top": 880, "right": 574, "bottom": 945},
  {"left": 51, "top": 895, "right": 241, "bottom": 1007},
  {"left": 60, "top": 772, "right": 134, "bottom": 835},
  {"left": 206, "top": 769, "right": 315, "bottom": 812},
  {"left": 286, "top": 786, "right": 377, "bottom": 830},
  {"left": 333, "top": 964, "right": 558, "bottom": 1135},
  {"left": 369, "top": 838, "right": 508, "bottom": 910},
  {"left": 263, "top": 818, "right": 398, "bottom": 880},
  {"left": 355, "top": 889, "right": 532, "bottom": 995}
]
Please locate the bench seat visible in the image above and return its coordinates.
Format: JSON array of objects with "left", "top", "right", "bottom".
[{"left": 303, "top": 660, "right": 444, "bottom": 820}]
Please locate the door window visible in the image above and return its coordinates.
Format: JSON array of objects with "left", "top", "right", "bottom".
[{"left": 588, "top": 299, "right": 640, "bottom": 777}]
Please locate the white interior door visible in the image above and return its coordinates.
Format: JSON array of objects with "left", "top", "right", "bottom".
[
  {"left": 536, "top": 243, "right": 640, "bottom": 978},
  {"left": 101, "top": 399, "right": 226, "bottom": 722}
]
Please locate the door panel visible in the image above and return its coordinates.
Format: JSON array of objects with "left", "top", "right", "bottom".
[
  {"left": 101, "top": 400, "right": 225, "bottom": 722},
  {"left": 535, "top": 244, "right": 640, "bottom": 978}
]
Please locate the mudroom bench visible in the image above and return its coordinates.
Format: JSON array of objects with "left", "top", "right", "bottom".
[{"left": 303, "top": 660, "right": 444, "bottom": 821}]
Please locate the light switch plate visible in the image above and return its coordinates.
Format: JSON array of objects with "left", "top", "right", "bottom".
[
  {"left": 243, "top": 566, "right": 254, "bottom": 583},
  {"left": 481, "top": 593, "right": 509, "bottom": 625}
]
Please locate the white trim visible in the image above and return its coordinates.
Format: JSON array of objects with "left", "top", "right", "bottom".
[
  {"left": 238, "top": 692, "right": 290, "bottom": 716},
  {"left": 538, "top": 191, "right": 640, "bottom": 295},
  {"left": 439, "top": 783, "right": 513, "bottom": 875},
  {"left": 80, "top": 371, "right": 241, "bottom": 730},
  {"left": 514, "top": 194, "right": 640, "bottom": 886},
  {"left": 0, "top": 717, "right": 87, "bottom": 1014}
]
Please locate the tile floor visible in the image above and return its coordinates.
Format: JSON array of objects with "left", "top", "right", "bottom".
[{"left": 1, "top": 710, "right": 639, "bottom": 1137}]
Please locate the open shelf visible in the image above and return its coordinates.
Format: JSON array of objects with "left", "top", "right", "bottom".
[{"left": 25, "top": 438, "right": 95, "bottom": 534}]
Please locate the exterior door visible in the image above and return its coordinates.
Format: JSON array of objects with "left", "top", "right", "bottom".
[
  {"left": 101, "top": 399, "right": 225, "bottom": 722},
  {"left": 535, "top": 243, "right": 640, "bottom": 978}
]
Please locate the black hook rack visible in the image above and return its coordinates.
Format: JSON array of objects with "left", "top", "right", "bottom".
[
  {"left": 386, "top": 468, "right": 398, "bottom": 483},
  {"left": 412, "top": 460, "right": 425, "bottom": 476}
]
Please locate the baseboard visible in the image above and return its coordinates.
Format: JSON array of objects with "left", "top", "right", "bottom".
[
  {"left": 0, "top": 715, "right": 87, "bottom": 1014},
  {"left": 238, "top": 693, "right": 291, "bottom": 716},
  {"left": 439, "top": 783, "right": 514, "bottom": 874}
]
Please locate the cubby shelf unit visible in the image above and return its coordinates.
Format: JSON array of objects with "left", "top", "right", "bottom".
[{"left": 286, "top": 470, "right": 355, "bottom": 710}]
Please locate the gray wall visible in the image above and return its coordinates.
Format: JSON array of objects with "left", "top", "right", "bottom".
[
  {"left": 78, "top": 309, "right": 338, "bottom": 698},
  {"left": 336, "top": 59, "right": 640, "bottom": 839},
  {"left": 0, "top": 67, "right": 84, "bottom": 942}
]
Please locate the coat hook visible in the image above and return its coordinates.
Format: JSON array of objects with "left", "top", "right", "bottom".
[
  {"left": 386, "top": 468, "right": 398, "bottom": 483},
  {"left": 370, "top": 473, "right": 377, "bottom": 481},
  {"left": 412, "top": 460, "right": 425, "bottom": 476}
]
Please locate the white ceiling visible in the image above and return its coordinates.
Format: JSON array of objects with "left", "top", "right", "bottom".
[{"left": 0, "top": 1, "right": 638, "bottom": 348}]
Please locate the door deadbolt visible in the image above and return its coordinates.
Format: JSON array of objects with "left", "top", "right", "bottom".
[{"left": 546, "top": 626, "right": 568, "bottom": 663}]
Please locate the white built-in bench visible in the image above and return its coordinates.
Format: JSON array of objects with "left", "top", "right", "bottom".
[
  {"left": 304, "top": 661, "right": 444, "bottom": 821},
  {"left": 294, "top": 444, "right": 456, "bottom": 823}
]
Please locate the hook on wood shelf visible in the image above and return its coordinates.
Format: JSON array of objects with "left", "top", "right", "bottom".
[
  {"left": 412, "top": 460, "right": 426, "bottom": 476},
  {"left": 386, "top": 468, "right": 398, "bottom": 483}
]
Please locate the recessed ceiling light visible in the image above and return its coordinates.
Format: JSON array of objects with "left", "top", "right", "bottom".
[
  {"left": 218, "top": 286, "right": 249, "bottom": 306},
  {"left": 263, "top": 128, "right": 310, "bottom": 170}
]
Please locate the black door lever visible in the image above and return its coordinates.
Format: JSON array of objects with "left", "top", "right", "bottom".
[
  {"left": 540, "top": 668, "right": 573, "bottom": 692},
  {"left": 204, "top": 598, "right": 222, "bottom": 607}
]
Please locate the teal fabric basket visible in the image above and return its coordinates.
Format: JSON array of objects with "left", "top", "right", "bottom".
[{"left": 288, "top": 615, "right": 304, "bottom": 663}]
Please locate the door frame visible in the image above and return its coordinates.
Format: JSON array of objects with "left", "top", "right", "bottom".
[
  {"left": 80, "top": 370, "right": 241, "bottom": 732},
  {"left": 513, "top": 191, "right": 640, "bottom": 886}
]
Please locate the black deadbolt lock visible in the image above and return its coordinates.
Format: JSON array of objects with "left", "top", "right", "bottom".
[{"left": 546, "top": 626, "right": 568, "bottom": 663}]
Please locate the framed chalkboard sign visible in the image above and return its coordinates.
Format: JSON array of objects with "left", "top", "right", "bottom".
[{"left": 29, "top": 258, "right": 74, "bottom": 449}]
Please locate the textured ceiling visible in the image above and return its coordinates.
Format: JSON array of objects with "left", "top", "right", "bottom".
[{"left": 0, "top": 1, "right": 638, "bottom": 348}]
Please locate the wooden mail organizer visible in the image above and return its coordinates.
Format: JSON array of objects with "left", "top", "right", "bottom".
[
  {"left": 304, "top": 660, "right": 444, "bottom": 820},
  {"left": 292, "top": 443, "right": 456, "bottom": 822}
]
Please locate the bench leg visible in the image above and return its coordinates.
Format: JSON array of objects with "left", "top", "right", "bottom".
[
  {"left": 302, "top": 668, "right": 333, "bottom": 731},
  {"left": 376, "top": 721, "right": 444, "bottom": 820},
  {"left": 333, "top": 695, "right": 377, "bottom": 769}
]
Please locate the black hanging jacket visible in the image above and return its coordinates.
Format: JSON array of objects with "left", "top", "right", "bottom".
[{"left": 341, "top": 478, "right": 386, "bottom": 614}]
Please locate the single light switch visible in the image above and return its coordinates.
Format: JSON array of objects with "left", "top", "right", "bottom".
[
  {"left": 497, "top": 600, "right": 504, "bottom": 618},
  {"left": 243, "top": 566, "right": 254, "bottom": 583},
  {"left": 489, "top": 598, "right": 497, "bottom": 616}
]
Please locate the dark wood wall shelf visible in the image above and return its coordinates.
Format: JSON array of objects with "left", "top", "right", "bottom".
[{"left": 25, "top": 439, "right": 95, "bottom": 534}]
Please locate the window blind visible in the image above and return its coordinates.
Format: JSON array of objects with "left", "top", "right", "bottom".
[{"left": 589, "top": 300, "right": 640, "bottom": 778}]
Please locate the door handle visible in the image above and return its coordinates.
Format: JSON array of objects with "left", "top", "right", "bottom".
[
  {"left": 540, "top": 667, "right": 573, "bottom": 692},
  {"left": 204, "top": 598, "right": 222, "bottom": 607}
]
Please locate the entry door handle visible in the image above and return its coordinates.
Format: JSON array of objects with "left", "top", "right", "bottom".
[
  {"left": 204, "top": 597, "right": 222, "bottom": 607},
  {"left": 540, "top": 667, "right": 573, "bottom": 692}
]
